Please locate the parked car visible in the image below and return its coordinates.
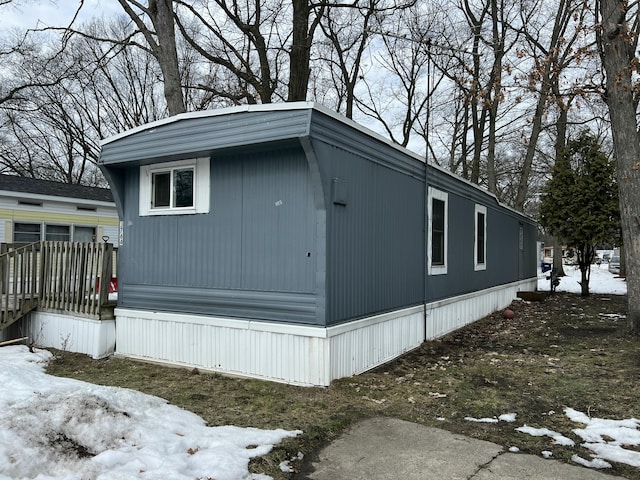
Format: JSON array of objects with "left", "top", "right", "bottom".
[{"left": 609, "top": 255, "right": 621, "bottom": 275}]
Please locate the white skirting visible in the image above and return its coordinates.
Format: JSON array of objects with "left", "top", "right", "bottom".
[
  {"left": 14, "top": 311, "right": 115, "bottom": 359},
  {"left": 425, "top": 278, "right": 537, "bottom": 340},
  {"left": 114, "top": 278, "right": 537, "bottom": 386},
  {"left": 114, "top": 305, "right": 425, "bottom": 387}
]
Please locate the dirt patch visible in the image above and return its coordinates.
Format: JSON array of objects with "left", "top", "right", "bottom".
[{"left": 46, "top": 292, "right": 639, "bottom": 479}]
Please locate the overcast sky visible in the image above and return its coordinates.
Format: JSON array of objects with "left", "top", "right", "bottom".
[{"left": 3, "top": 0, "right": 122, "bottom": 32}]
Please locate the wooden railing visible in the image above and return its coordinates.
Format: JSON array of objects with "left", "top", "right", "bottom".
[
  {"left": 0, "top": 241, "right": 116, "bottom": 330},
  {"left": 39, "top": 241, "right": 114, "bottom": 318},
  {"left": 0, "top": 242, "right": 39, "bottom": 329}
]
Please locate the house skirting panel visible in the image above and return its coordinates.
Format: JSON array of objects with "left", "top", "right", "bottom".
[
  {"left": 114, "top": 305, "right": 425, "bottom": 387},
  {"left": 425, "top": 277, "right": 537, "bottom": 340},
  {"left": 11, "top": 311, "right": 115, "bottom": 359},
  {"left": 113, "top": 278, "right": 536, "bottom": 386}
]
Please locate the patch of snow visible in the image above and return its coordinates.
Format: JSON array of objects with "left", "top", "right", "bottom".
[
  {"left": 564, "top": 407, "right": 591, "bottom": 424},
  {"left": 564, "top": 408, "right": 640, "bottom": 468},
  {"left": 515, "top": 409, "right": 640, "bottom": 470},
  {"left": 279, "top": 452, "right": 304, "bottom": 473},
  {"left": 571, "top": 454, "right": 612, "bottom": 469},
  {"left": 0, "top": 345, "right": 301, "bottom": 480},
  {"left": 537, "top": 265, "right": 626, "bottom": 295},
  {"left": 464, "top": 416, "right": 499, "bottom": 423},
  {"left": 279, "top": 461, "right": 295, "bottom": 473},
  {"left": 508, "top": 446, "right": 520, "bottom": 453},
  {"left": 498, "top": 413, "right": 517, "bottom": 422},
  {"left": 515, "top": 425, "right": 575, "bottom": 446},
  {"left": 465, "top": 413, "right": 517, "bottom": 424},
  {"left": 541, "top": 450, "right": 553, "bottom": 459},
  {"left": 581, "top": 442, "right": 640, "bottom": 468}
]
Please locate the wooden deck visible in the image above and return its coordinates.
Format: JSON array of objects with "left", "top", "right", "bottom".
[{"left": 0, "top": 242, "right": 116, "bottom": 331}]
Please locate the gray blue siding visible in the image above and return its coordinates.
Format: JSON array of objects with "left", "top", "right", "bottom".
[
  {"left": 425, "top": 166, "right": 537, "bottom": 303},
  {"left": 312, "top": 140, "right": 425, "bottom": 325},
  {"left": 115, "top": 144, "right": 321, "bottom": 324},
  {"left": 100, "top": 104, "right": 538, "bottom": 329}
]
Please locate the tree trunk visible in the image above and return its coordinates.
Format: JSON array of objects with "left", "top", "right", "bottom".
[
  {"left": 149, "top": 0, "right": 185, "bottom": 115},
  {"left": 577, "top": 243, "right": 595, "bottom": 297},
  {"left": 599, "top": 0, "right": 640, "bottom": 332},
  {"left": 288, "top": 0, "right": 312, "bottom": 102},
  {"left": 552, "top": 236, "right": 565, "bottom": 276},
  {"left": 580, "top": 264, "right": 590, "bottom": 297},
  {"left": 117, "top": 0, "right": 186, "bottom": 116}
]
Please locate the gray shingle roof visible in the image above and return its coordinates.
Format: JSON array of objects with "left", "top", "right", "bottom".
[{"left": 0, "top": 175, "right": 113, "bottom": 203}]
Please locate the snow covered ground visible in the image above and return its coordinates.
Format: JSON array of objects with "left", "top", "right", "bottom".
[
  {"left": 0, "top": 346, "right": 301, "bottom": 480},
  {"left": 537, "top": 263, "right": 627, "bottom": 295}
]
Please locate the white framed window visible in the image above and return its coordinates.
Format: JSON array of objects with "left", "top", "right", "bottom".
[
  {"left": 474, "top": 204, "right": 487, "bottom": 271},
  {"left": 14, "top": 223, "right": 97, "bottom": 243},
  {"left": 139, "top": 158, "right": 210, "bottom": 216},
  {"left": 428, "top": 187, "right": 448, "bottom": 275}
]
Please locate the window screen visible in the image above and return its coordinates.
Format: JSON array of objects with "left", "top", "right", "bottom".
[
  {"left": 14, "top": 223, "right": 41, "bottom": 243},
  {"left": 45, "top": 225, "right": 70, "bottom": 242}
]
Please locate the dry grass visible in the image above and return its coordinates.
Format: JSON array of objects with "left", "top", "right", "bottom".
[{"left": 46, "top": 292, "right": 639, "bottom": 479}]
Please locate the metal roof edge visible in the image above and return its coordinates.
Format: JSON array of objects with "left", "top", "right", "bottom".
[{"left": 100, "top": 102, "right": 317, "bottom": 146}]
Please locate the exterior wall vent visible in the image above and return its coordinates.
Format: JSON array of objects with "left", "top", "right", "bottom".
[{"left": 331, "top": 177, "right": 348, "bottom": 206}]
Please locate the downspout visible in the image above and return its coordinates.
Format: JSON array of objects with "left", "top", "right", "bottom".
[
  {"left": 424, "top": 43, "right": 432, "bottom": 343},
  {"left": 423, "top": 167, "right": 429, "bottom": 343}
]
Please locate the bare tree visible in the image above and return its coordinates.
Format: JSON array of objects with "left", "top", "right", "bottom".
[
  {"left": 512, "top": 0, "right": 594, "bottom": 210},
  {"left": 318, "top": 0, "right": 396, "bottom": 118},
  {"left": 115, "top": 0, "right": 186, "bottom": 115},
  {"left": 597, "top": 0, "right": 640, "bottom": 332},
  {"left": 0, "top": 18, "right": 170, "bottom": 186},
  {"left": 174, "top": 0, "right": 288, "bottom": 104},
  {"left": 352, "top": 3, "right": 443, "bottom": 150}
]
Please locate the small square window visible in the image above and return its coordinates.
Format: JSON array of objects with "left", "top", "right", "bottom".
[
  {"left": 140, "top": 158, "right": 209, "bottom": 216},
  {"left": 151, "top": 168, "right": 194, "bottom": 209}
]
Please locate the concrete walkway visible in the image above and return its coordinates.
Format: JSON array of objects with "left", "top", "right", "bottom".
[{"left": 296, "top": 417, "right": 626, "bottom": 480}]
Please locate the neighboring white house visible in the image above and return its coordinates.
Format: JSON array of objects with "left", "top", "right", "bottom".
[
  {"left": 0, "top": 175, "right": 119, "bottom": 244},
  {"left": 0, "top": 174, "right": 120, "bottom": 359}
]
